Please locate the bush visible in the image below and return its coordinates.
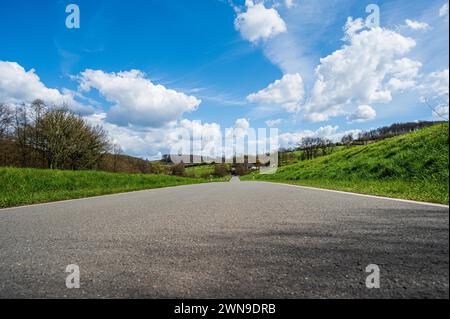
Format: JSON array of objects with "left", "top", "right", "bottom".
[
  {"left": 235, "top": 164, "right": 249, "bottom": 176},
  {"left": 201, "top": 172, "right": 212, "bottom": 179},
  {"left": 213, "top": 164, "right": 229, "bottom": 177},
  {"left": 170, "top": 163, "right": 186, "bottom": 176},
  {"left": 0, "top": 101, "right": 109, "bottom": 170}
]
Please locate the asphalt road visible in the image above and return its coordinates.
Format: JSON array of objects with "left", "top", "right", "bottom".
[{"left": 0, "top": 179, "right": 448, "bottom": 299}]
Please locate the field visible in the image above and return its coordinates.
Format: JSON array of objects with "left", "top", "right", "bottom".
[
  {"left": 0, "top": 168, "right": 209, "bottom": 208},
  {"left": 185, "top": 164, "right": 215, "bottom": 177},
  {"left": 185, "top": 164, "right": 232, "bottom": 181},
  {"left": 243, "top": 123, "right": 449, "bottom": 204}
]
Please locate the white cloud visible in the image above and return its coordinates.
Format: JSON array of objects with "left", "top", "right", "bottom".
[
  {"left": 79, "top": 69, "right": 201, "bottom": 128},
  {"left": 0, "top": 61, "right": 93, "bottom": 114},
  {"left": 439, "top": 3, "right": 449, "bottom": 17},
  {"left": 234, "top": 118, "right": 250, "bottom": 129},
  {"left": 386, "top": 58, "right": 422, "bottom": 92},
  {"left": 304, "top": 18, "right": 420, "bottom": 122},
  {"left": 304, "top": 112, "right": 331, "bottom": 123},
  {"left": 303, "top": 106, "right": 344, "bottom": 122},
  {"left": 247, "top": 73, "right": 304, "bottom": 112},
  {"left": 285, "top": 0, "right": 294, "bottom": 9},
  {"left": 84, "top": 113, "right": 223, "bottom": 159},
  {"left": 84, "top": 113, "right": 171, "bottom": 158},
  {"left": 404, "top": 19, "right": 430, "bottom": 30},
  {"left": 347, "top": 105, "right": 377, "bottom": 123},
  {"left": 86, "top": 115, "right": 266, "bottom": 160},
  {"left": 424, "top": 69, "right": 449, "bottom": 98},
  {"left": 234, "top": 1, "right": 287, "bottom": 43},
  {"left": 420, "top": 69, "right": 449, "bottom": 118},
  {"left": 342, "top": 17, "right": 365, "bottom": 40},
  {"left": 265, "top": 118, "right": 283, "bottom": 127},
  {"left": 314, "top": 125, "right": 340, "bottom": 138}
]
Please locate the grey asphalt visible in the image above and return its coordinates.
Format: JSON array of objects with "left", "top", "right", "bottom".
[{"left": 0, "top": 180, "right": 448, "bottom": 299}]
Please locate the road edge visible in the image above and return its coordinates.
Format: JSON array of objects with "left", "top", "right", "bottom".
[
  {"left": 243, "top": 180, "right": 450, "bottom": 208},
  {"left": 0, "top": 182, "right": 223, "bottom": 212}
]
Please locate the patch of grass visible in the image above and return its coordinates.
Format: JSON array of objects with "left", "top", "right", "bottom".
[
  {"left": 185, "top": 164, "right": 232, "bottom": 182},
  {"left": 242, "top": 123, "right": 449, "bottom": 204},
  {"left": 185, "top": 164, "right": 215, "bottom": 177},
  {"left": 0, "top": 168, "right": 210, "bottom": 208}
]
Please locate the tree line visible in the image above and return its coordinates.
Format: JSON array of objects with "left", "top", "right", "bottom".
[
  {"left": 355, "top": 121, "right": 441, "bottom": 142},
  {"left": 1, "top": 100, "right": 109, "bottom": 170},
  {"left": 2, "top": 100, "right": 442, "bottom": 172},
  {"left": 0, "top": 100, "right": 163, "bottom": 174}
]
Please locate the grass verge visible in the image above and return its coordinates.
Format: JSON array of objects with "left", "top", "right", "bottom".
[
  {"left": 242, "top": 123, "right": 449, "bottom": 205},
  {"left": 0, "top": 167, "right": 211, "bottom": 208}
]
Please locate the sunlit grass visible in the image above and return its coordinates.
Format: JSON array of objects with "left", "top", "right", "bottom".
[
  {"left": 243, "top": 123, "right": 449, "bottom": 204},
  {"left": 0, "top": 168, "right": 209, "bottom": 208}
]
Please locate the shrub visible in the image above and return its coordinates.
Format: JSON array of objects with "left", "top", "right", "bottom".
[
  {"left": 213, "top": 164, "right": 229, "bottom": 177},
  {"left": 170, "top": 163, "right": 186, "bottom": 176}
]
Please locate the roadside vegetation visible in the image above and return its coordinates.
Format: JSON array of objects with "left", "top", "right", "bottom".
[
  {"left": 0, "top": 100, "right": 233, "bottom": 179},
  {"left": 185, "top": 163, "right": 231, "bottom": 180},
  {"left": 1, "top": 100, "right": 448, "bottom": 206},
  {"left": 0, "top": 100, "right": 233, "bottom": 208},
  {"left": 243, "top": 123, "right": 449, "bottom": 204},
  {"left": 0, "top": 167, "right": 207, "bottom": 208}
]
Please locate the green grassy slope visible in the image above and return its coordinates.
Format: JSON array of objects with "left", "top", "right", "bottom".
[
  {"left": 0, "top": 168, "right": 208, "bottom": 208},
  {"left": 243, "top": 123, "right": 449, "bottom": 204}
]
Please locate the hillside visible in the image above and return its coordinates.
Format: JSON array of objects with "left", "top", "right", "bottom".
[
  {"left": 243, "top": 123, "right": 449, "bottom": 204},
  {"left": 0, "top": 168, "right": 207, "bottom": 208}
]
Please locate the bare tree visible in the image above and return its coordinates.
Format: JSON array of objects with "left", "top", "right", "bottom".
[
  {"left": 13, "top": 103, "right": 30, "bottom": 167},
  {"left": 319, "top": 138, "right": 333, "bottom": 156},
  {"left": 0, "top": 103, "right": 12, "bottom": 139},
  {"left": 110, "top": 143, "right": 124, "bottom": 173},
  {"left": 300, "top": 137, "right": 322, "bottom": 160},
  {"left": 341, "top": 133, "right": 354, "bottom": 148}
]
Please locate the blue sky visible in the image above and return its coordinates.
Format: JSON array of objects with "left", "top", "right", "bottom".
[{"left": 0, "top": 0, "right": 448, "bottom": 158}]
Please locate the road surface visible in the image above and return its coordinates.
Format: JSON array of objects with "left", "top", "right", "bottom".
[{"left": 0, "top": 180, "right": 448, "bottom": 298}]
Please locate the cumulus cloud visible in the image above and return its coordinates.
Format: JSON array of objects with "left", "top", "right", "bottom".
[
  {"left": 439, "top": 3, "right": 449, "bottom": 17},
  {"left": 303, "top": 113, "right": 328, "bottom": 123},
  {"left": 84, "top": 113, "right": 172, "bottom": 158},
  {"left": 247, "top": 73, "right": 304, "bottom": 112},
  {"left": 304, "top": 18, "right": 420, "bottom": 122},
  {"left": 86, "top": 115, "right": 271, "bottom": 161},
  {"left": 265, "top": 118, "right": 283, "bottom": 127},
  {"left": 0, "top": 61, "right": 93, "bottom": 114},
  {"left": 347, "top": 105, "right": 377, "bottom": 123},
  {"left": 84, "top": 113, "right": 223, "bottom": 159},
  {"left": 79, "top": 69, "right": 201, "bottom": 128},
  {"left": 404, "top": 19, "right": 430, "bottom": 30},
  {"left": 303, "top": 106, "right": 344, "bottom": 123},
  {"left": 234, "top": 1, "right": 287, "bottom": 43},
  {"left": 234, "top": 118, "right": 250, "bottom": 129}
]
